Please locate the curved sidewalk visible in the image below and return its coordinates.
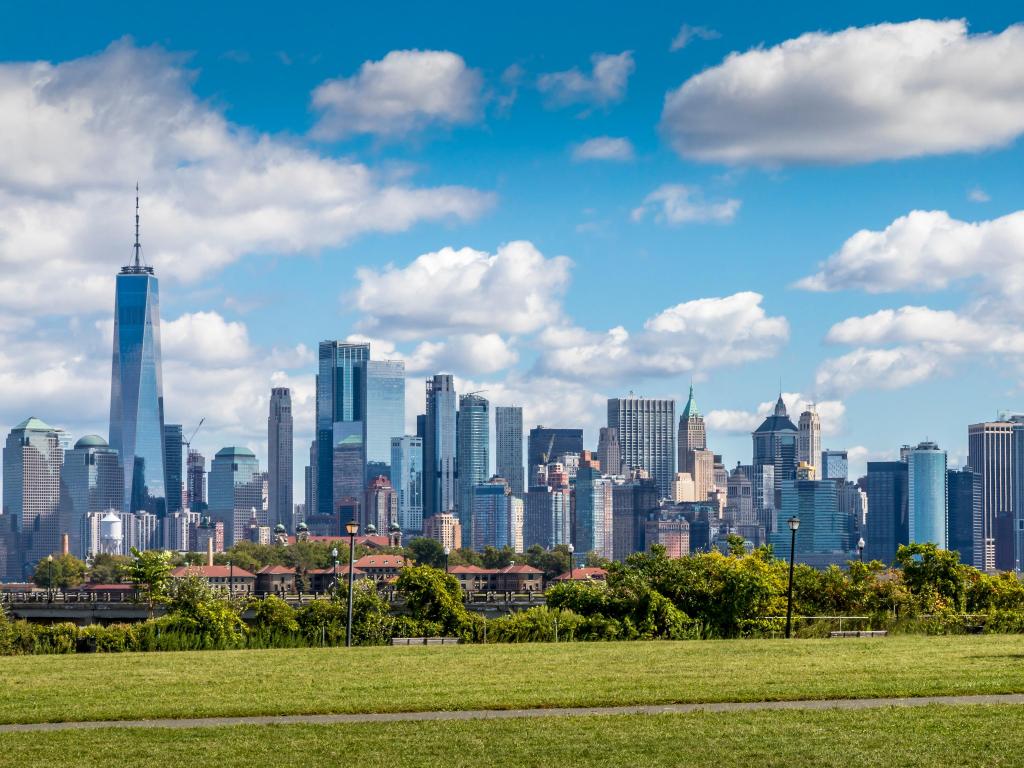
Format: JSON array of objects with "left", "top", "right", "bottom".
[{"left": 3, "top": 693, "right": 1024, "bottom": 733}]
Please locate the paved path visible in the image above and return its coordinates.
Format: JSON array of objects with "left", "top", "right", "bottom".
[{"left": 3, "top": 693, "right": 1024, "bottom": 733}]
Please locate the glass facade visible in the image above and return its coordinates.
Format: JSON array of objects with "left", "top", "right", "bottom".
[
  {"left": 607, "top": 398, "right": 676, "bottom": 499},
  {"left": 163, "top": 424, "right": 183, "bottom": 514},
  {"left": 3, "top": 418, "right": 65, "bottom": 573},
  {"left": 364, "top": 360, "right": 405, "bottom": 479},
  {"left": 60, "top": 435, "right": 123, "bottom": 558},
  {"left": 268, "top": 388, "right": 293, "bottom": 530},
  {"left": 772, "top": 479, "right": 844, "bottom": 562},
  {"left": 316, "top": 342, "right": 369, "bottom": 517},
  {"left": 458, "top": 393, "right": 489, "bottom": 540},
  {"left": 822, "top": 450, "right": 849, "bottom": 481},
  {"left": 391, "top": 436, "right": 423, "bottom": 532},
  {"left": 908, "top": 442, "right": 948, "bottom": 548},
  {"left": 495, "top": 406, "right": 524, "bottom": 495},
  {"left": 948, "top": 468, "right": 979, "bottom": 566},
  {"left": 208, "top": 446, "right": 262, "bottom": 545},
  {"left": 574, "top": 463, "right": 613, "bottom": 559},
  {"left": 109, "top": 268, "right": 167, "bottom": 517},
  {"left": 865, "top": 461, "right": 909, "bottom": 563},
  {"left": 424, "top": 375, "right": 457, "bottom": 518}
]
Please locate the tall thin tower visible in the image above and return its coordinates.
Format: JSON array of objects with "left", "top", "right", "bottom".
[
  {"left": 268, "top": 387, "right": 294, "bottom": 531},
  {"left": 109, "top": 186, "right": 167, "bottom": 516},
  {"left": 797, "top": 407, "right": 821, "bottom": 479}
]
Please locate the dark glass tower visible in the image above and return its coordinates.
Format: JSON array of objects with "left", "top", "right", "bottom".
[
  {"left": 109, "top": 190, "right": 167, "bottom": 517},
  {"left": 457, "top": 393, "right": 489, "bottom": 539}
]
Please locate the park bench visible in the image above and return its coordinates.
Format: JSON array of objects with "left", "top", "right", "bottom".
[
  {"left": 390, "top": 637, "right": 461, "bottom": 646},
  {"left": 829, "top": 630, "right": 888, "bottom": 638}
]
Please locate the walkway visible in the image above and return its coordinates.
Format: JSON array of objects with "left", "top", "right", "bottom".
[{"left": 3, "top": 693, "right": 1024, "bottom": 733}]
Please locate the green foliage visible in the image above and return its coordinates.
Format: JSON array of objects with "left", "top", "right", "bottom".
[
  {"left": 296, "top": 581, "right": 393, "bottom": 646},
  {"left": 481, "top": 545, "right": 516, "bottom": 569},
  {"left": 165, "top": 575, "right": 247, "bottom": 646},
  {"left": 395, "top": 565, "right": 472, "bottom": 636},
  {"left": 87, "top": 553, "right": 132, "bottom": 584},
  {"left": 405, "top": 537, "right": 446, "bottom": 569},
  {"left": 896, "top": 543, "right": 969, "bottom": 612},
  {"left": 525, "top": 544, "right": 571, "bottom": 581},
  {"left": 488, "top": 607, "right": 583, "bottom": 643},
  {"left": 250, "top": 594, "right": 299, "bottom": 634},
  {"left": 127, "top": 548, "right": 172, "bottom": 617},
  {"left": 32, "top": 554, "right": 87, "bottom": 590}
]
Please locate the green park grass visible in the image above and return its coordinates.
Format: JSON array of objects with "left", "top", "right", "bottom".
[
  {"left": 0, "top": 705, "right": 1021, "bottom": 768},
  {"left": 4, "top": 634, "right": 1024, "bottom": 725}
]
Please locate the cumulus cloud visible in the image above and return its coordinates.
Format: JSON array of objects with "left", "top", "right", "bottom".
[
  {"left": 352, "top": 240, "right": 572, "bottom": 339},
  {"left": 670, "top": 24, "right": 720, "bottom": 51},
  {"left": 631, "top": 184, "right": 740, "bottom": 224},
  {"left": 310, "top": 50, "right": 485, "bottom": 139},
  {"left": 815, "top": 347, "right": 939, "bottom": 396},
  {"left": 706, "top": 392, "right": 845, "bottom": 436},
  {"left": 162, "top": 311, "right": 252, "bottom": 364},
  {"left": 968, "top": 186, "right": 991, "bottom": 203},
  {"left": 0, "top": 39, "right": 492, "bottom": 315},
  {"left": 538, "top": 52, "right": 634, "bottom": 109},
  {"left": 347, "top": 332, "right": 518, "bottom": 377},
  {"left": 572, "top": 136, "right": 635, "bottom": 162},
  {"left": 537, "top": 292, "right": 788, "bottom": 380},
  {"left": 660, "top": 20, "right": 1024, "bottom": 164}
]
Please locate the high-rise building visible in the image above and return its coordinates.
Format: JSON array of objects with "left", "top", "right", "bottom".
[
  {"left": 523, "top": 463, "right": 571, "bottom": 549},
  {"left": 316, "top": 341, "right": 370, "bottom": 518},
  {"left": 907, "top": 441, "right": 948, "bottom": 549},
  {"left": 608, "top": 397, "right": 676, "bottom": 499},
  {"left": 186, "top": 450, "right": 206, "bottom": 513},
  {"left": 527, "top": 427, "right": 584, "bottom": 474},
  {"left": 725, "top": 463, "right": 755, "bottom": 524},
  {"left": 574, "top": 452, "right": 614, "bottom": 560},
  {"left": 208, "top": 447, "right": 263, "bottom": 546},
  {"left": 472, "top": 477, "right": 523, "bottom": 552},
  {"left": 596, "top": 427, "right": 622, "bottom": 476},
  {"left": 268, "top": 387, "right": 293, "bottom": 531},
  {"left": 365, "top": 475, "right": 398, "bottom": 532},
  {"left": 967, "top": 421, "right": 1016, "bottom": 571},
  {"left": 457, "top": 393, "right": 489, "bottom": 540},
  {"left": 752, "top": 395, "right": 798, "bottom": 535},
  {"left": 424, "top": 374, "right": 457, "bottom": 519},
  {"left": 796, "top": 409, "right": 821, "bottom": 480},
  {"left": 391, "top": 436, "right": 424, "bottom": 533},
  {"left": 948, "top": 468, "right": 980, "bottom": 566},
  {"left": 3, "top": 417, "right": 66, "bottom": 573},
  {"left": 821, "top": 450, "right": 849, "bottom": 481},
  {"left": 865, "top": 461, "right": 909, "bottom": 564},
  {"left": 422, "top": 511, "right": 462, "bottom": 552},
  {"left": 644, "top": 513, "right": 690, "bottom": 558},
  {"left": 772, "top": 478, "right": 845, "bottom": 565},
  {"left": 109, "top": 194, "right": 167, "bottom": 517},
  {"left": 691, "top": 449, "right": 714, "bottom": 501},
  {"left": 611, "top": 473, "right": 659, "bottom": 560},
  {"left": 677, "top": 384, "right": 706, "bottom": 474},
  {"left": 162, "top": 424, "right": 183, "bottom": 515},
  {"left": 59, "top": 435, "right": 123, "bottom": 559},
  {"left": 495, "top": 406, "right": 524, "bottom": 495},
  {"left": 364, "top": 360, "right": 405, "bottom": 480}
]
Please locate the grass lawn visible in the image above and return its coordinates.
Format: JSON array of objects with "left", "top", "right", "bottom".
[
  {"left": 0, "top": 705, "right": 1020, "bottom": 767},
  {"left": 3, "top": 634, "right": 1024, "bottom": 724}
]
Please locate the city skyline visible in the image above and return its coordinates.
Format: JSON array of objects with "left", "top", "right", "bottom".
[{"left": 1, "top": 6, "right": 1024, "bottom": 503}]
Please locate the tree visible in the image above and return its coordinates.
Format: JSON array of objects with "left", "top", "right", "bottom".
[
  {"left": 165, "top": 574, "right": 246, "bottom": 645},
  {"left": 525, "top": 544, "right": 571, "bottom": 581},
  {"left": 250, "top": 594, "right": 299, "bottom": 634},
  {"left": 896, "top": 543, "right": 968, "bottom": 613},
  {"left": 88, "top": 553, "right": 132, "bottom": 584},
  {"left": 396, "top": 565, "right": 470, "bottom": 635},
  {"left": 32, "top": 553, "right": 86, "bottom": 591},
  {"left": 127, "top": 548, "right": 173, "bottom": 618},
  {"left": 481, "top": 545, "right": 516, "bottom": 569},
  {"left": 405, "top": 537, "right": 445, "bottom": 569},
  {"left": 725, "top": 534, "right": 747, "bottom": 557}
]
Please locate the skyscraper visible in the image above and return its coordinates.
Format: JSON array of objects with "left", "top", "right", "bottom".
[
  {"left": 109, "top": 192, "right": 167, "bottom": 517},
  {"left": 391, "top": 436, "right": 423, "bottom": 533},
  {"left": 772, "top": 478, "right": 845, "bottom": 565},
  {"left": 316, "top": 341, "right": 370, "bottom": 518},
  {"left": 752, "top": 394, "right": 798, "bottom": 534},
  {"left": 364, "top": 360, "right": 405, "bottom": 479},
  {"left": 865, "top": 461, "right": 909, "bottom": 564},
  {"left": 365, "top": 475, "right": 398, "bottom": 531},
  {"left": 677, "top": 384, "right": 706, "bottom": 473},
  {"left": 457, "top": 393, "right": 489, "bottom": 541},
  {"left": 60, "top": 435, "right": 123, "bottom": 558},
  {"left": 3, "top": 417, "right": 65, "bottom": 573},
  {"left": 821, "top": 449, "right": 849, "bottom": 481},
  {"left": 495, "top": 406, "right": 524, "bottom": 495},
  {"left": 596, "top": 427, "right": 622, "bottom": 476},
  {"left": 948, "top": 467, "right": 980, "bottom": 566},
  {"left": 907, "top": 441, "right": 948, "bottom": 549},
  {"left": 186, "top": 450, "right": 206, "bottom": 512},
  {"left": 208, "top": 446, "right": 263, "bottom": 546},
  {"left": 574, "top": 452, "right": 614, "bottom": 560},
  {"left": 967, "top": 421, "right": 1016, "bottom": 571},
  {"left": 524, "top": 463, "right": 571, "bottom": 550},
  {"left": 607, "top": 397, "right": 676, "bottom": 499},
  {"left": 268, "top": 387, "right": 293, "bottom": 531},
  {"left": 163, "top": 424, "right": 183, "bottom": 514},
  {"left": 424, "top": 375, "right": 457, "bottom": 519},
  {"left": 527, "top": 427, "right": 584, "bottom": 473},
  {"left": 472, "top": 476, "right": 522, "bottom": 551},
  {"left": 797, "top": 408, "right": 821, "bottom": 479}
]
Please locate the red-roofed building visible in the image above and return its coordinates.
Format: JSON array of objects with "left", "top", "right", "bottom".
[
  {"left": 305, "top": 566, "right": 366, "bottom": 593},
  {"left": 285, "top": 533, "right": 399, "bottom": 550},
  {"left": 448, "top": 565, "right": 493, "bottom": 592},
  {"left": 552, "top": 567, "right": 608, "bottom": 583},
  {"left": 256, "top": 565, "right": 297, "bottom": 595},
  {"left": 353, "top": 554, "right": 407, "bottom": 582},
  {"left": 170, "top": 564, "right": 256, "bottom": 595},
  {"left": 447, "top": 563, "right": 543, "bottom": 592}
]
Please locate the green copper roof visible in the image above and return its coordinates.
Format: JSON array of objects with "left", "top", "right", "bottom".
[
  {"left": 74, "top": 435, "right": 108, "bottom": 449},
  {"left": 681, "top": 385, "right": 700, "bottom": 420},
  {"left": 215, "top": 446, "right": 256, "bottom": 458},
  {"left": 13, "top": 416, "right": 54, "bottom": 432}
]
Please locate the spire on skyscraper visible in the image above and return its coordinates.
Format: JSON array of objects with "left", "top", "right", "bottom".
[
  {"left": 123, "top": 183, "right": 154, "bottom": 275},
  {"left": 774, "top": 393, "right": 787, "bottom": 417},
  {"left": 681, "top": 383, "right": 700, "bottom": 420}
]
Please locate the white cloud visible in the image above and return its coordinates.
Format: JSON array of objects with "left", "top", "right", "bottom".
[
  {"left": 706, "top": 392, "right": 845, "bottom": 436},
  {"left": 572, "top": 136, "right": 635, "bottom": 162},
  {"left": 815, "top": 347, "right": 939, "bottom": 396},
  {"left": 352, "top": 240, "right": 572, "bottom": 339},
  {"left": 826, "top": 306, "right": 1024, "bottom": 354},
  {"left": 162, "top": 311, "right": 251, "bottom": 364},
  {"left": 537, "top": 292, "right": 788, "bottom": 380},
  {"left": 631, "top": 184, "right": 740, "bottom": 224},
  {"left": 0, "top": 39, "right": 492, "bottom": 315},
  {"left": 660, "top": 20, "right": 1024, "bottom": 164},
  {"left": 310, "top": 50, "right": 484, "bottom": 140},
  {"left": 538, "top": 52, "right": 634, "bottom": 108},
  {"left": 968, "top": 186, "right": 991, "bottom": 203},
  {"left": 348, "top": 332, "right": 519, "bottom": 377},
  {"left": 670, "top": 24, "right": 720, "bottom": 51}
]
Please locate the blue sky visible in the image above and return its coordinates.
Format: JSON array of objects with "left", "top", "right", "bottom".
[{"left": 2, "top": 1, "right": 1024, "bottom": 492}]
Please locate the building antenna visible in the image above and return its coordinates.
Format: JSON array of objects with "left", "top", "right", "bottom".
[{"left": 133, "top": 182, "right": 142, "bottom": 268}]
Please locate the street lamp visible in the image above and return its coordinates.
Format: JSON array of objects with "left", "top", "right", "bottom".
[
  {"left": 857, "top": 537, "right": 866, "bottom": 563},
  {"left": 567, "top": 543, "right": 575, "bottom": 580},
  {"left": 443, "top": 546, "right": 450, "bottom": 574},
  {"left": 46, "top": 555, "right": 54, "bottom": 603},
  {"left": 331, "top": 547, "right": 339, "bottom": 594},
  {"left": 228, "top": 559, "right": 233, "bottom": 597},
  {"left": 345, "top": 519, "right": 359, "bottom": 648},
  {"left": 785, "top": 517, "right": 800, "bottom": 639}
]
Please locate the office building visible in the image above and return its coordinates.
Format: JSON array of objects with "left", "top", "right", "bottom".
[
  {"left": 596, "top": 426, "right": 622, "bottom": 476},
  {"left": 424, "top": 374, "right": 457, "bottom": 519},
  {"left": 495, "top": 406, "right": 524, "bottom": 495},
  {"left": 752, "top": 394, "right": 798, "bottom": 534},
  {"left": 364, "top": 360, "right": 405, "bottom": 479},
  {"left": 907, "top": 441, "right": 948, "bottom": 549},
  {"left": 611, "top": 473, "right": 659, "bottom": 561},
  {"left": 968, "top": 421, "right": 1016, "bottom": 571},
  {"left": 527, "top": 427, "right": 584, "bottom": 474},
  {"left": 677, "top": 385, "right": 706, "bottom": 474},
  {"left": 608, "top": 397, "right": 676, "bottom": 499},
  {"left": 208, "top": 447, "right": 264, "bottom": 546},
  {"left": 574, "top": 452, "right": 614, "bottom": 560},
  {"left": 772, "top": 478, "right": 845, "bottom": 565},
  {"left": 391, "top": 436, "right": 424, "bottom": 533},
  {"left": 948, "top": 467, "right": 980, "bottom": 566},
  {"left": 186, "top": 450, "right": 206, "bottom": 512},
  {"left": 422, "top": 511, "right": 462, "bottom": 552},
  {"left": 523, "top": 463, "right": 571, "bottom": 550},
  {"left": 365, "top": 475, "right": 398, "bottom": 532},
  {"left": 691, "top": 449, "right": 714, "bottom": 501},
  {"left": 109, "top": 196, "right": 167, "bottom": 517},
  {"left": 316, "top": 341, "right": 370, "bottom": 518},
  {"left": 457, "top": 393, "right": 489, "bottom": 540},
  {"left": 472, "top": 477, "right": 523, "bottom": 552},
  {"left": 865, "top": 461, "right": 909, "bottom": 564},
  {"left": 59, "top": 435, "right": 123, "bottom": 559},
  {"left": 268, "top": 387, "right": 293, "bottom": 531},
  {"left": 821, "top": 449, "right": 849, "bottom": 482},
  {"left": 726, "top": 463, "right": 755, "bottom": 524},
  {"left": 163, "top": 424, "right": 183, "bottom": 514},
  {"left": 797, "top": 409, "right": 821, "bottom": 479},
  {"left": 644, "top": 513, "right": 690, "bottom": 558}
]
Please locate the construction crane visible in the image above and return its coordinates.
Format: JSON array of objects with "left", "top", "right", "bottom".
[{"left": 183, "top": 418, "right": 205, "bottom": 454}]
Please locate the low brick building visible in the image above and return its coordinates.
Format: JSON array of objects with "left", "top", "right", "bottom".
[
  {"left": 256, "top": 565, "right": 297, "bottom": 595},
  {"left": 170, "top": 564, "right": 255, "bottom": 595}
]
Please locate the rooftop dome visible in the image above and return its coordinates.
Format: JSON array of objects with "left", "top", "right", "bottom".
[
  {"left": 215, "top": 446, "right": 256, "bottom": 458},
  {"left": 365, "top": 523, "right": 377, "bottom": 535},
  {"left": 274, "top": 523, "right": 287, "bottom": 533},
  {"left": 75, "top": 434, "right": 108, "bottom": 449},
  {"left": 296, "top": 522, "right": 309, "bottom": 532},
  {"left": 387, "top": 522, "right": 401, "bottom": 533}
]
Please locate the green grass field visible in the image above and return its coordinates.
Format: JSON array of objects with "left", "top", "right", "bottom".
[
  {"left": 0, "top": 705, "right": 1020, "bottom": 768},
  {"left": 3, "top": 635, "right": 1024, "bottom": 724}
]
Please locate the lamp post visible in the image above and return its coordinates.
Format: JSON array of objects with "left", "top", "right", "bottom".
[
  {"left": 785, "top": 517, "right": 800, "bottom": 639},
  {"left": 443, "top": 545, "right": 450, "bottom": 574},
  {"left": 331, "top": 547, "right": 339, "bottom": 594},
  {"left": 857, "top": 537, "right": 866, "bottom": 563},
  {"left": 228, "top": 559, "right": 233, "bottom": 597},
  {"left": 345, "top": 519, "right": 358, "bottom": 648},
  {"left": 46, "top": 554, "right": 54, "bottom": 603},
  {"left": 567, "top": 543, "right": 575, "bottom": 580}
]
